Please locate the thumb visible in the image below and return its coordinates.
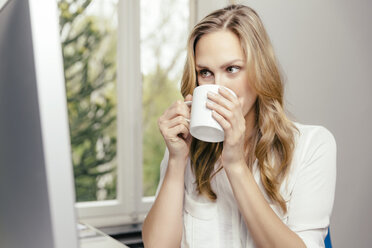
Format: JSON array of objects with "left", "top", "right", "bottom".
[
  {"left": 185, "top": 132, "right": 193, "bottom": 146},
  {"left": 184, "top": 94, "right": 192, "bottom": 102}
]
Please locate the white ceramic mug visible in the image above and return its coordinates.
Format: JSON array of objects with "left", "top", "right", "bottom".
[{"left": 185, "top": 85, "right": 237, "bottom": 143}]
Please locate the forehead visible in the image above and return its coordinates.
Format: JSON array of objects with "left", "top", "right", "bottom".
[{"left": 195, "top": 30, "right": 245, "bottom": 66}]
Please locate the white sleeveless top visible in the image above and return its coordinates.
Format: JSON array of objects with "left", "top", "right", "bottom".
[{"left": 155, "top": 122, "right": 337, "bottom": 248}]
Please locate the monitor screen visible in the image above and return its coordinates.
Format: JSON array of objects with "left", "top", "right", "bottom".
[{"left": 0, "top": 0, "right": 79, "bottom": 247}]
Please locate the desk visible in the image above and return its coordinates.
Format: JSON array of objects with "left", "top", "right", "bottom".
[{"left": 79, "top": 223, "right": 129, "bottom": 248}]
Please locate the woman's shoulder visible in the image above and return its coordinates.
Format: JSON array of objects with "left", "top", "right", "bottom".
[
  {"left": 292, "top": 121, "right": 336, "bottom": 148},
  {"left": 280, "top": 122, "right": 337, "bottom": 201},
  {"left": 291, "top": 121, "right": 337, "bottom": 170}
]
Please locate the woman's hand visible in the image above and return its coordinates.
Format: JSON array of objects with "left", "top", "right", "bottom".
[
  {"left": 206, "top": 87, "right": 246, "bottom": 169},
  {"left": 158, "top": 94, "right": 193, "bottom": 161}
]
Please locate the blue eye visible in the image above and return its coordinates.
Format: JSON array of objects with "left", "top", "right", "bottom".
[
  {"left": 227, "top": 66, "right": 240, "bottom": 73},
  {"left": 199, "top": 69, "right": 212, "bottom": 78}
]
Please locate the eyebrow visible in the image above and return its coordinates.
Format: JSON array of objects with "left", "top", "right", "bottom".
[{"left": 196, "top": 59, "right": 245, "bottom": 69}]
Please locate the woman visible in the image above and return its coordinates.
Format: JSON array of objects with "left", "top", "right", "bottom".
[{"left": 142, "top": 4, "right": 336, "bottom": 248}]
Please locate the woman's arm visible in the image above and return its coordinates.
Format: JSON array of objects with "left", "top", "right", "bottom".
[
  {"left": 206, "top": 88, "right": 306, "bottom": 247},
  {"left": 225, "top": 163, "right": 306, "bottom": 248},
  {"left": 142, "top": 96, "right": 193, "bottom": 247},
  {"left": 142, "top": 156, "right": 186, "bottom": 248}
]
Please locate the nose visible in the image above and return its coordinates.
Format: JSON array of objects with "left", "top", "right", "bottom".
[
  {"left": 214, "top": 73, "right": 223, "bottom": 86},
  {"left": 214, "top": 73, "right": 228, "bottom": 88}
]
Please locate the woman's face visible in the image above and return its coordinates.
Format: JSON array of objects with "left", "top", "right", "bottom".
[{"left": 195, "top": 30, "right": 257, "bottom": 118}]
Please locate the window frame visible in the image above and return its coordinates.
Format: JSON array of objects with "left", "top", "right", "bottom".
[{"left": 77, "top": 0, "right": 195, "bottom": 228}]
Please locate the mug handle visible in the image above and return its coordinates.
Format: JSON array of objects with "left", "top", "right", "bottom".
[{"left": 184, "top": 101, "right": 192, "bottom": 123}]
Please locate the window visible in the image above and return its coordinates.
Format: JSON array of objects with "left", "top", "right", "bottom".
[
  {"left": 141, "top": 0, "right": 190, "bottom": 197},
  {"left": 58, "top": 0, "right": 119, "bottom": 203},
  {"left": 58, "top": 0, "right": 192, "bottom": 227}
]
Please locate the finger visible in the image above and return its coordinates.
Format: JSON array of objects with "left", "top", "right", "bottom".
[
  {"left": 168, "top": 123, "right": 190, "bottom": 140},
  {"left": 218, "top": 87, "right": 238, "bottom": 103},
  {"left": 184, "top": 101, "right": 192, "bottom": 108},
  {"left": 207, "top": 91, "right": 234, "bottom": 111},
  {"left": 185, "top": 131, "right": 192, "bottom": 143},
  {"left": 184, "top": 94, "right": 192, "bottom": 102},
  {"left": 166, "top": 115, "right": 190, "bottom": 129},
  {"left": 184, "top": 94, "right": 193, "bottom": 110},
  {"left": 206, "top": 100, "right": 234, "bottom": 123},
  {"left": 211, "top": 110, "right": 232, "bottom": 132},
  {"left": 163, "top": 100, "right": 191, "bottom": 120}
]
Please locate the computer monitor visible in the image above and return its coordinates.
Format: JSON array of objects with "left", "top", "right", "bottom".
[{"left": 0, "top": 0, "right": 79, "bottom": 247}]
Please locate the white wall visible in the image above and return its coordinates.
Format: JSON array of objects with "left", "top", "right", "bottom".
[{"left": 197, "top": 1, "right": 372, "bottom": 247}]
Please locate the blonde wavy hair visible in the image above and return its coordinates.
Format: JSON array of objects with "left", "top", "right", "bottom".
[{"left": 180, "top": 4, "right": 298, "bottom": 214}]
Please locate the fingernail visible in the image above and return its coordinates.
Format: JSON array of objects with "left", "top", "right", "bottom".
[{"left": 219, "top": 87, "right": 227, "bottom": 92}]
